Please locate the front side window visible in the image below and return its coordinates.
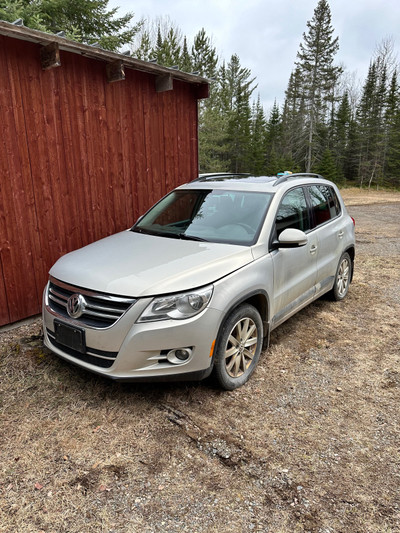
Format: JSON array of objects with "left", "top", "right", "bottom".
[
  {"left": 309, "top": 185, "right": 341, "bottom": 227},
  {"left": 275, "top": 187, "right": 310, "bottom": 237},
  {"left": 133, "top": 189, "right": 273, "bottom": 245}
]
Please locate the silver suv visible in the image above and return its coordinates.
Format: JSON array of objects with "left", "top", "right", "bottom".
[{"left": 43, "top": 173, "right": 355, "bottom": 389}]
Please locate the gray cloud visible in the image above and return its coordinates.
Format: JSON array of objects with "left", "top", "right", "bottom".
[{"left": 110, "top": 0, "right": 400, "bottom": 110}]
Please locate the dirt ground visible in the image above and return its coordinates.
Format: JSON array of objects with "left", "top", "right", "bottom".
[{"left": 1, "top": 188, "right": 399, "bottom": 533}]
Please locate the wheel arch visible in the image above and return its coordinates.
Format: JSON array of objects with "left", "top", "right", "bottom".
[
  {"left": 344, "top": 245, "right": 355, "bottom": 282},
  {"left": 217, "top": 290, "right": 271, "bottom": 348}
]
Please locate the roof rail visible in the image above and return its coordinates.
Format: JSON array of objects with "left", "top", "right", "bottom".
[
  {"left": 273, "top": 172, "right": 325, "bottom": 187},
  {"left": 193, "top": 172, "right": 250, "bottom": 182}
]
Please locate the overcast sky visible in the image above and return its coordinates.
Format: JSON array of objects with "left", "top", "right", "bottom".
[{"left": 108, "top": 0, "right": 400, "bottom": 111}]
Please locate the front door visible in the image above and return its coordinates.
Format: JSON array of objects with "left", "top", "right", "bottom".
[{"left": 271, "top": 187, "right": 317, "bottom": 327}]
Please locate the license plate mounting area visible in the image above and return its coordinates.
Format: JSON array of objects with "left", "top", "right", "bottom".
[{"left": 54, "top": 321, "right": 86, "bottom": 354}]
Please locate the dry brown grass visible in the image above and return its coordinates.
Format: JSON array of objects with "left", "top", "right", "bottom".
[
  {"left": 340, "top": 187, "right": 400, "bottom": 206},
  {"left": 1, "top": 191, "right": 400, "bottom": 532}
]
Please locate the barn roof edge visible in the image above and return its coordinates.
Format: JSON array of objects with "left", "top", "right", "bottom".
[{"left": 0, "top": 20, "right": 211, "bottom": 88}]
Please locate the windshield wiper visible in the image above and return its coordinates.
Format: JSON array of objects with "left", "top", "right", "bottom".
[
  {"left": 178, "top": 233, "right": 208, "bottom": 242},
  {"left": 132, "top": 227, "right": 207, "bottom": 241},
  {"left": 132, "top": 227, "right": 180, "bottom": 238}
]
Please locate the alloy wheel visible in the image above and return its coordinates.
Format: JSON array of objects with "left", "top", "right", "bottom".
[
  {"left": 337, "top": 257, "right": 350, "bottom": 297},
  {"left": 224, "top": 317, "right": 258, "bottom": 378}
]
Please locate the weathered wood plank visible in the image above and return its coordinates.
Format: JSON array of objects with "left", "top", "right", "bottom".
[
  {"left": 0, "top": 38, "right": 42, "bottom": 322},
  {"left": 18, "top": 40, "right": 66, "bottom": 285}
]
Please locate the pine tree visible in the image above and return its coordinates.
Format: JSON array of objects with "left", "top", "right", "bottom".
[
  {"left": 180, "top": 37, "right": 192, "bottom": 73},
  {"left": 266, "top": 101, "right": 281, "bottom": 149},
  {"left": 249, "top": 96, "right": 267, "bottom": 175},
  {"left": 266, "top": 147, "right": 281, "bottom": 175},
  {"left": 385, "top": 71, "right": 400, "bottom": 186},
  {"left": 134, "top": 30, "right": 152, "bottom": 61},
  {"left": 153, "top": 24, "right": 182, "bottom": 66},
  {"left": 192, "top": 29, "right": 223, "bottom": 170},
  {"left": 356, "top": 58, "right": 389, "bottom": 187},
  {"left": 332, "top": 91, "right": 352, "bottom": 182},
  {"left": 198, "top": 105, "right": 230, "bottom": 173},
  {"left": 191, "top": 28, "right": 218, "bottom": 79},
  {"left": 219, "top": 55, "right": 257, "bottom": 172},
  {"left": 0, "top": 0, "right": 141, "bottom": 50},
  {"left": 281, "top": 68, "right": 308, "bottom": 169},
  {"left": 317, "top": 148, "right": 337, "bottom": 181},
  {"left": 265, "top": 101, "right": 282, "bottom": 174},
  {"left": 295, "top": 0, "right": 342, "bottom": 172}
]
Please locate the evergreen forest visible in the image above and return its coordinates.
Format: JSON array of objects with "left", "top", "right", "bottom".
[
  {"left": 130, "top": 1, "right": 400, "bottom": 188},
  {"left": 1, "top": 0, "right": 399, "bottom": 187}
]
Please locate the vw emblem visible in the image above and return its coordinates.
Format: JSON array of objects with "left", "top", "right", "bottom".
[{"left": 67, "top": 293, "right": 86, "bottom": 318}]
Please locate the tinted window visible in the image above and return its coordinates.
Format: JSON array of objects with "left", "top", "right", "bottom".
[
  {"left": 326, "top": 187, "right": 341, "bottom": 217},
  {"left": 309, "top": 185, "right": 341, "bottom": 227},
  {"left": 275, "top": 187, "right": 310, "bottom": 236}
]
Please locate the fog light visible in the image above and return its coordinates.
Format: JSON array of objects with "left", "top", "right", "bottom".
[
  {"left": 178, "top": 349, "right": 191, "bottom": 360},
  {"left": 166, "top": 348, "right": 192, "bottom": 365}
]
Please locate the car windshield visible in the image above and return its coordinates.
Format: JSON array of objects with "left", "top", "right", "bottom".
[{"left": 132, "top": 189, "right": 273, "bottom": 245}]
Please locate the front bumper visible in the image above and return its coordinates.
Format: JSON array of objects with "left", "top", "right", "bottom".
[{"left": 42, "top": 285, "right": 221, "bottom": 382}]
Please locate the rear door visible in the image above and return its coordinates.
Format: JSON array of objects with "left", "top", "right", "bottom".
[
  {"left": 271, "top": 186, "right": 318, "bottom": 327},
  {"left": 307, "top": 185, "right": 346, "bottom": 295}
]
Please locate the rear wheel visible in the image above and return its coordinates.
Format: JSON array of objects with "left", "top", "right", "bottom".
[
  {"left": 213, "top": 304, "right": 263, "bottom": 390},
  {"left": 331, "top": 252, "right": 352, "bottom": 301}
]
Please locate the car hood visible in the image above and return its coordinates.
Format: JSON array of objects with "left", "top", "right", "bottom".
[{"left": 50, "top": 231, "right": 254, "bottom": 297}]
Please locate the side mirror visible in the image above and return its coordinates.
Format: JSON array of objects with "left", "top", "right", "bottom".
[{"left": 277, "top": 228, "right": 308, "bottom": 248}]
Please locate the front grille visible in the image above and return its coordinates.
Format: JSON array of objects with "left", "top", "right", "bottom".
[
  {"left": 47, "top": 329, "right": 117, "bottom": 368},
  {"left": 47, "top": 278, "right": 136, "bottom": 328}
]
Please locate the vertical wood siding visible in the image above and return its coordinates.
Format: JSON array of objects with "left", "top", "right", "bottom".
[{"left": 0, "top": 36, "right": 199, "bottom": 325}]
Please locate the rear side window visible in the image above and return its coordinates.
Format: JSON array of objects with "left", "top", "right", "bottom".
[
  {"left": 309, "top": 185, "right": 341, "bottom": 227},
  {"left": 275, "top": 187, "right": 310, "bottom": 236}
]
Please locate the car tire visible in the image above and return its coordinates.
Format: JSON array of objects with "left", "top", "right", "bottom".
[
  {"left": 331, "top": 252, "right": 352, "bottom": 301},
  {"left": 213, "top": 304, "right": 263, "bottom": 390}
]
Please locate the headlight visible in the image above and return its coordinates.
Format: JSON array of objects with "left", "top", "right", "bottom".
[{"left": 138, "top": 285, "right": 213, "bottom": 322}]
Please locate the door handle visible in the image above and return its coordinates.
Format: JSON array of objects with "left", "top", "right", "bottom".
[
  {"left": 338, "top": 230, "right": 344, "bottom": 239},
  {"left": 310, "top": 245, "right": 318, "bottom": 255}
]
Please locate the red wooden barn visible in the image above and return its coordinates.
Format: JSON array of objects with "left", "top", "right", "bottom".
[{"left": 0, "top": 20, "right": 209, "bottom": 327}]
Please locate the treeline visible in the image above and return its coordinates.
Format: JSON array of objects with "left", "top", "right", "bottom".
[
  {"left": 131, "top": 1, "right": 400, "bottom": 188},
  {"left": 2, "top": 0, "right": 399, "bottom": 187}
]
